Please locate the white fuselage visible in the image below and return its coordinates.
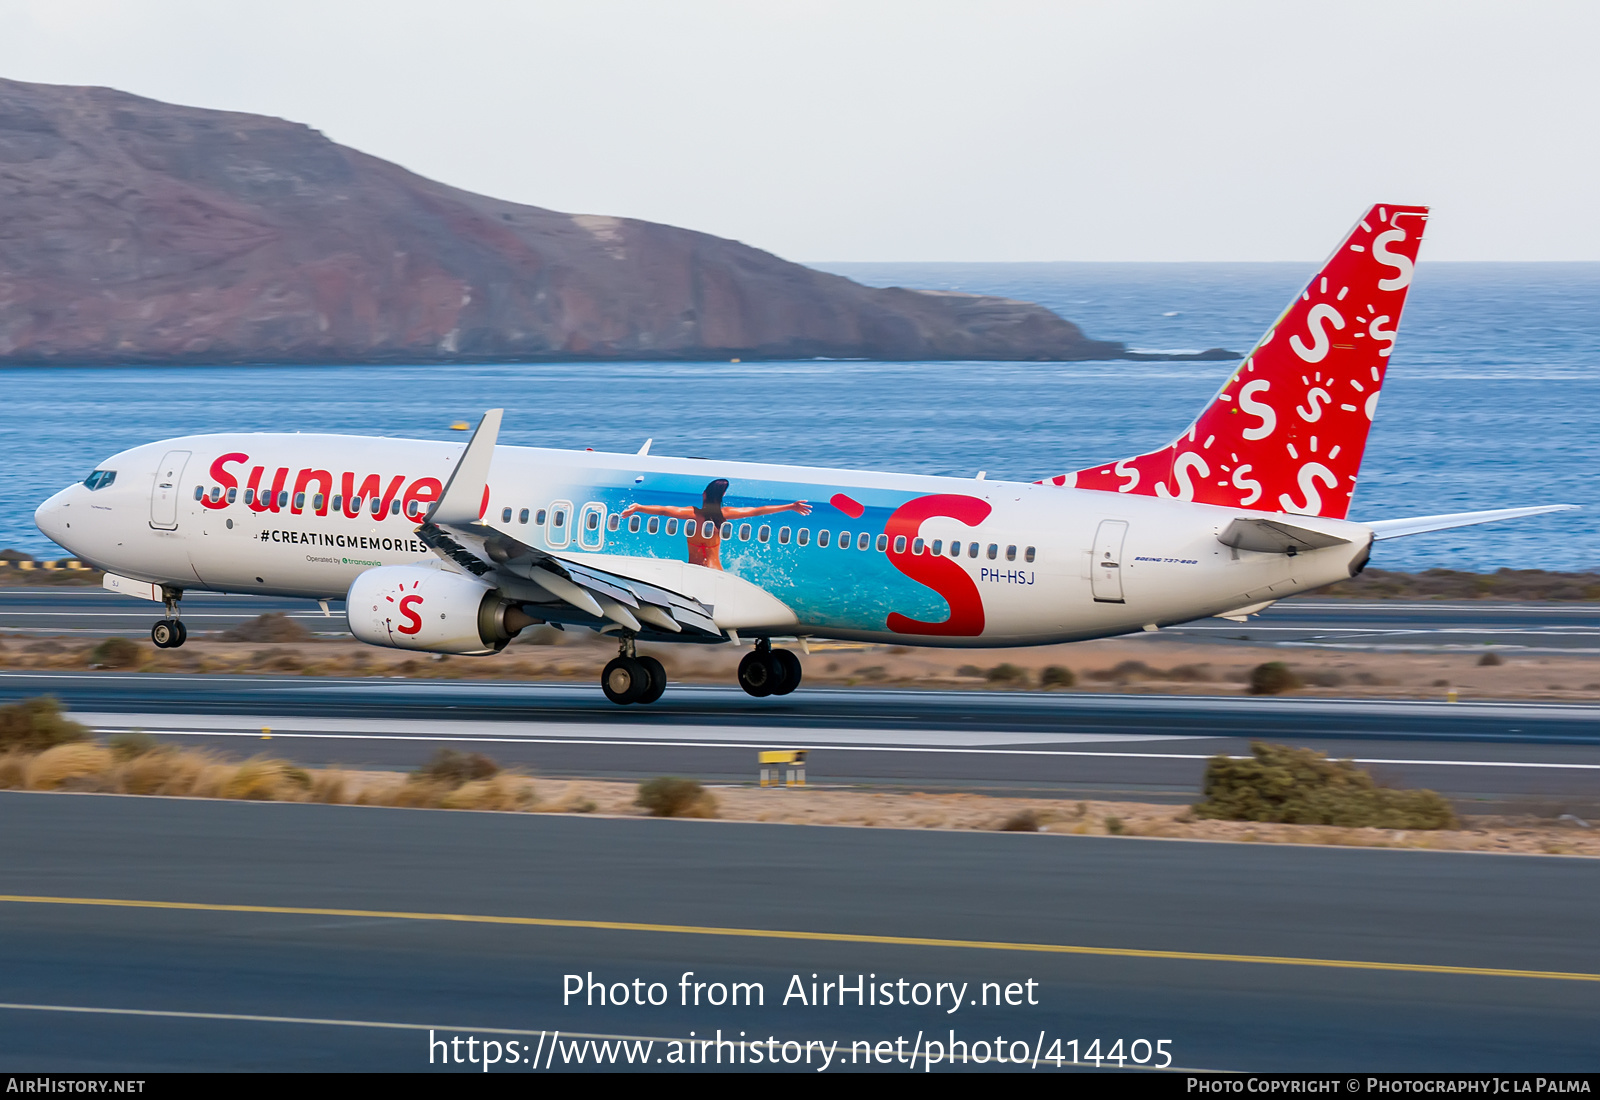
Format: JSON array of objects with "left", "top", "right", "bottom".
[{"left": 34, "top": 432, "right": 1372, "bottom": 647}]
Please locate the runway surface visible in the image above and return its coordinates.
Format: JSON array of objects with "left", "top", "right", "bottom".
[
  {"left": 4, "top": 671, "right": 1598, "bottom": 812},
  {"left": 0, "top": 791, "right": 1594, "bottom": 1071},
  {"left": 5, "top": 587, "right": 1600, "bottom": 652}
]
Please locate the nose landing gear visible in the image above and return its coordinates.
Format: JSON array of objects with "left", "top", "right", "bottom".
[
  {"left": 737, "top": 638, "right": 802, "bottom": 698},
  {"left": 601, "top": 635, "right": 667, "bottom": 705},
  {"left": 150, "top": 586, "right": 187, "bottom": 649}
]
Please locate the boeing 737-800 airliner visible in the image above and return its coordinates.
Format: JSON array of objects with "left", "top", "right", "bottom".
[{"left": 33, "top": 205, "right": 1571, "bottom": 704}]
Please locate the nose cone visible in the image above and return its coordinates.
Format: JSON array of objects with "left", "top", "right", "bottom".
[{"left": 34, "top": 486, "right": 75, "bottom": 549}]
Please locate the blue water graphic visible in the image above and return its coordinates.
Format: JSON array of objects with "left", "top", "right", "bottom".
[{"left": 2, "top": 262, "right": 1596, "bottom": 572}]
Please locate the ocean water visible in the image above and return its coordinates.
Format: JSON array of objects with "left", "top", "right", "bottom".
[{"left": 2, "top": 262, "right": 1596, "bottom": 573}]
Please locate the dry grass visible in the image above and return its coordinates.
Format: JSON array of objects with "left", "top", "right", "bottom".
[{"left": 0, "top": 740, "right": 1594, "bottom": 855}]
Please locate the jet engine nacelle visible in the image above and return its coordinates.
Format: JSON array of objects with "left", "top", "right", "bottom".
[{"left": 346, "top": 564, "right": 536, "bottom": 655}]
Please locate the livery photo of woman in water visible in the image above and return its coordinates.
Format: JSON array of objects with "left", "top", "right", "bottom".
[{"left": 620, "top": 479, "right": 812, "bottom": 570}]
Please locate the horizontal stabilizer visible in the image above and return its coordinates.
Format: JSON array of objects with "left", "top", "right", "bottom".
[
  {"left": 1219, "top": 517, "right": 1353, "bottom": 555},
  {"left": 1367, "top": 505, "right": 1577, "bottom": 541}
]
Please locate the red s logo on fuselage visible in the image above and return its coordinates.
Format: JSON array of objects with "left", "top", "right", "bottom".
[
  {"left": 884, "top": 494, "right": 992, "bottom": 637},
  {"left": 397, "top": 594, "right": 424, "bottom": 635}
]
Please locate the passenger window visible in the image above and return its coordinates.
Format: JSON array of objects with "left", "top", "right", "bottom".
[
  {"left": 987, "top": 544, "right": 998, "bottom": 560},
  {"left": 245, "top": 488, "right": 256, "bottom": 505},
  {"left": 720, "top": 522, "right": 732, "bottom": 539},
  {"left": 291, "top": 492, "right": 303, "bottom": 510},
  {"left": 211, "top": 486, "right": 223, "bottom": 502},
  {"left": 536, "top": 509, "right": 547, "bottom": 525},
  {"left": 931, "top": 539, "right": 942, "bottom": 555},
  {"left": 313, "top": 494, "right": 325, "bottom": 512},
  {"left": 818, "top": 530, "right": 830, "bottom": 547},
  {"left": 778, "top": 526, "right": 791, "bottom": 545},
  {"left": 228, "top": 487, "right": 238, "bottom": 504},
  {"left": 371, "top": 497, "right": 383, "bottom": 516},
  {"left": 607, "top": 513, "right": 620, "bottom": 532},
  {"left": 498, "top": 507, "right": 511, "bottom": 522},
  {"left": 876, "top": 534, "right": 888, "bottom": 552},
  {"left": 1006, "top": 545, "right": 1017, "bottom": 561},
  {"left": 756, "top": 525, "right": 769, "bottom": 543},
  {"left": 857, "top": 533, "right": 869, "bottom": 551},
  {"left": 553, "top": 510, "right": 565, "bottom": 528},
  {"left": 667, "top": 518, "right": 678, "bottom": 536},
  {"left": 912, "top": 537, "right": 924, "bottom": 554},
  {"left": 628, "top": 515, "right": 641, "bottom": 534},
  {"left": 894, "top": 535, "right": 907, "bottom": 554},
  {"left": 519, "top": 509, "right": 530, "bottom": 524},
  {"left": 193, "top": 486, "right": 204, "bottom": 501},
  {"left": 968, "top": 542, "right": 979, "bottom": 558},
  {"left": 647, "top": 516, "right": 660, "bottom": 534},
  {"left": 1025, "top": 546, "right": 1036, "bottom": 563},
  {"left": 950, "top": 541, "right": 961, "bottom": 558},
  {"left": 587, "top": 512, "right": 599, "bottom": 531},
  {"left": 839, "top": 531, "right": 851, "bottom": 549},
  {"left": 797, "top": 528, "right": 810, "bottom": 546},
  {"left": 739, "top": 523, "right": 752, "bottom": 541}
]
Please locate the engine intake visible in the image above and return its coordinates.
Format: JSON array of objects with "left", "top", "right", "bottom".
[{"left": 346, "top": 565, "right": 535, "bottom": 654}]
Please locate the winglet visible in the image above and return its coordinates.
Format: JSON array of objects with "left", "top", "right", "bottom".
[{"left": 426, "top": 409, "right": 503, "bottom": 526}]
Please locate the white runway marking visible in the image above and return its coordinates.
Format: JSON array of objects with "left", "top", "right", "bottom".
[{"left": 74, "top": 713, "right": 1600, "bottom": 769}]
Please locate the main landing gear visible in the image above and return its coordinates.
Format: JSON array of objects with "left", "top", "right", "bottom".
[
  {"left": 601, "top": 636, "right": 667, "bottom": 706},
  {"left": 737, "top": 638, "right": 802, "bottom": 698},
  {"left": 150, "top": 587, "right": 187, "bottom": 649}
]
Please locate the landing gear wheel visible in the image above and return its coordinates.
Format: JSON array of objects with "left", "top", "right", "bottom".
[
  {"left": 635, "top": 656, "right": 667, "bottom": 705},
  {"left": 770, "top": 649, "right": 802, "bottom": 695},
  {"left": 171, "top": 621, "right": 188, "bottom": 648},
  {"left": 602, "top": 657, "right": 649, "bottom": 705},
  {"left": 151, "top": 620, "right": 177, "bottom": 649},
  {"left": 738, "top": 650, "right": 777, "bottom": 697}
]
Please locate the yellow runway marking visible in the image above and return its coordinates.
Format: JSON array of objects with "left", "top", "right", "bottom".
[{"left": 1, "top": 893, "right": 1594, "bottom": 983}]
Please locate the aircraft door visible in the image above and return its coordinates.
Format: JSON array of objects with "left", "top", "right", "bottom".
[
  {"left": 150, "top": 450, "right": 191, "bottom": 531},
  {"left": 1091, "top": 519, "right": 1128, "bottom": 603},
  {"left": 546, "top": 500, "right": 572, "bottom": 549},
  {"left": 577, "top": 502, "right": 607, "bottom": 551}
]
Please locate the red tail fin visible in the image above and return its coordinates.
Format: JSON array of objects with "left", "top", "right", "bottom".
[{"left": 1053, "top": 204, "right": 1428, "bottom": 519}]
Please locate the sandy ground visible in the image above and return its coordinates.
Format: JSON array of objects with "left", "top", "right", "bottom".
[
  {"left": 274, "top": 771, "right": 1600, "bottom": 857},
  {"left": 7, "top": 627, "right": 1600, "bottom": 703}
]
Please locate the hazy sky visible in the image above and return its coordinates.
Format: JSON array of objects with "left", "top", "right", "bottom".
[{"left": 4, "top": 1, "right": 1596, "bottom": 261}]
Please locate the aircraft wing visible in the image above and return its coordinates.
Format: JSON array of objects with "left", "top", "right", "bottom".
[{"left": 415, "top": 410, "right": 722, "bottom": 639}]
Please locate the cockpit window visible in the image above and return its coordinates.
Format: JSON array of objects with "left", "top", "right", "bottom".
[{"left": 83, "top": 470, "right": 116, "bottom": 491}]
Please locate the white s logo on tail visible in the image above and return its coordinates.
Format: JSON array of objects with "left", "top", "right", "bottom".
[{"left": 1290, "top": 305, "right": 1345, "bottom": 363}]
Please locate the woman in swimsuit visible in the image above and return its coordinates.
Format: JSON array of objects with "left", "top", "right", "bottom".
[{"left": 621, "top": 479, "right": 811, "bottom": 570}]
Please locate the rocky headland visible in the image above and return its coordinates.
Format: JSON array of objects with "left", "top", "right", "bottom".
[{"left": 0, "top": 78, "right": 1232, "bottom": 366}]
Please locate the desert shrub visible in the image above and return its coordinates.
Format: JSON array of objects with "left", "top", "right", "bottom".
[
  {"left": 112, "top": 748, "right": 213, "bottom": 796},
  {"left": 440, "top": 777, "right": 536, "bottom": 812},
  {"left": 1165, "top": 663, "right": 1212, "bottom": 682},
  {"left": 413, "top": 749, "right": 500, "bottom": 787},
  {"left": 853, "top": 665, "right": 887, "bottom": 681},
  {"left": 956, "top": 665, "right": 983, "bottom": 678},
  {"left": 1478, "top": 651, "right": 1504, "bottom": 667},
  {"left": 107, "top": 732, "right": 160, "bottom": 760},
  {"left": 0, "top": 753, "right": 25, "bottom": 788},
  {"left": 26, "top": 743, "right": 113, "bottom": 789},
  {"left": 1089, "top": 660, "right": 1157, "bottom": 683},
  {"left": 1104, "top": 816, "right": 1126, "bottom": 835},
  {"left": 0, "top": 696, "right": 88, "bottom": 751},
  {"left": 89, "top": 637, "right": 143, "bottom": 669},
  {"left": 1193, "top": 742, "right": 1457, "bottom": 829},
  {"left": 1040, "top": 665, "right": 1075, "bottom": 688},
  {"left": 1248, "top": 662, "right": 1302, "bottom": 695},
  {"left": 635, "top": 776, "right": 718, "bottom": 818},
  {"left": 985, "top": 663, "right": 1027, "bottom": 684},
  {"left": 998, "top": 809, "right": 1041, "bottom": 832},
  {"left": 220, "top": 758, "right": 308, "bottom": 801},
  {"left": 221, "top": 613, "right": 311, "bottom": 643}
]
